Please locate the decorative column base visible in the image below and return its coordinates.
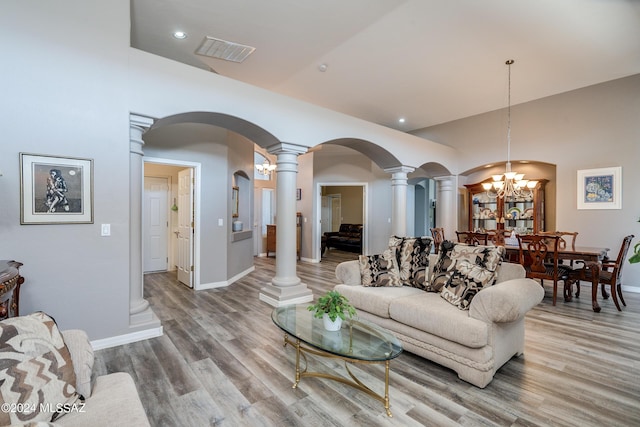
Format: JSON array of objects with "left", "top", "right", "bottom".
[
  {"left": 129, "top": 307, "right": 161, "bottom": 331},
  {"left": 259, "top": 283, "right": 313, "bottom": 307}
]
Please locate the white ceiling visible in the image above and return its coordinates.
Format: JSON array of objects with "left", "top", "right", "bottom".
[{"left": 131, "top": 0, "right": 640, "bottom": 132}]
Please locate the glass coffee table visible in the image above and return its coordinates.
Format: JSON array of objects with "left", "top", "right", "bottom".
[{"left": 272, "top": 305, "right": 403, "bottom": 417}]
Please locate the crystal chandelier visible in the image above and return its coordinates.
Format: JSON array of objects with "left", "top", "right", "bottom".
[
  {"left": 483, "top": 59, "right": 537, "bottom": 199},
  {"left": 255, "top": 158, "right": 276, "bottom": 176}
]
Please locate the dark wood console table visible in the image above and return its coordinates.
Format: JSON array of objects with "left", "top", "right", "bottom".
[{"left": 0, "top": 260, "right": 24, "bottom": 320}]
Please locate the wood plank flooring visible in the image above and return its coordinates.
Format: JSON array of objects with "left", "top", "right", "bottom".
[{"left": 94, "top": 250, "right": 640, "bottom": 426}]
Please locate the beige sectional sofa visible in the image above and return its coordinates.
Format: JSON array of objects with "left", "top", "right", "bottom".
[{"left": 334, "top": 252, "right": 544, "bottom": 388}]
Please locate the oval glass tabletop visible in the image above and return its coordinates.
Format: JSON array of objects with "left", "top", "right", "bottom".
[{"left": 272, "top": 305, "right": 402, "bottom": 361}]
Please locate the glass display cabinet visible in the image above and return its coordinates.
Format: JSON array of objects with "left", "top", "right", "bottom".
[{"left": 465, "top": 179, "right": 547, "bottom": 235}]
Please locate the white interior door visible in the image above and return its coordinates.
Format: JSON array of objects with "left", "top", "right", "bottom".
[
  {"left": 321, "top": 195, "right": 331, "bottom": 234},
  {"left": 143, "top": 177, "right": 168, "bottom": 272},
  {"left": 331, "top": 195, "right": 341, "bottom": 231},
  {"left": 177, "top": 168, "right": 194, "bottom": 287}
]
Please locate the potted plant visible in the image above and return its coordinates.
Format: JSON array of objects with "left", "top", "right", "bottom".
[
  {"left": 629, "top": 219, "right": 640, "bottom": 264},
  {"left": 307, "top": 290, "right": 357, "bottom": 331}
]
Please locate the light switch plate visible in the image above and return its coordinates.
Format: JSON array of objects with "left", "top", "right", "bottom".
[{"left": 101, "top": 224, "right": 111, "bottom": 236}]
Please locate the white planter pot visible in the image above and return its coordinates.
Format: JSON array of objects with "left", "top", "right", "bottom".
[
  {"left": 322, "top": 330, "right": 343, "bottom": 351},
  {"left": 322, "top": 313, "right": 342, "bottom": 331}
]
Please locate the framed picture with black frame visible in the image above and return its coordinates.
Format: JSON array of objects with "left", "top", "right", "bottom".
[{"left": 20, "top": 153, "right": 94, "bottom": 224}]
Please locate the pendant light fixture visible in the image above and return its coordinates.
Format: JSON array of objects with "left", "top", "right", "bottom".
[{"left": 483, "top": 59, "right": 537, "bottom": 199}]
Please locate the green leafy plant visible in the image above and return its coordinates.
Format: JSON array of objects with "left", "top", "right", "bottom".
[
  {"left": 307, "top": 290, "right": 357, "bottom": 322},
  {"left": 629, "top": 242, "right": 640, "bottom": 264}
]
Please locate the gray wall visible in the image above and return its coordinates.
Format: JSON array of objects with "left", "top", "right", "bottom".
[
  {"left": 412, "top": 74, "right": 640, "bottom": 288},
  {"left": 226, "top": 133, "right": 256, "bottom": 279},
  {"left": 1, "top": 1, "right": 132, "bottom": 339}
]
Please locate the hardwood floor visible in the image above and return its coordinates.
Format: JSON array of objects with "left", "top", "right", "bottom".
[{"left": 94, "top": 250, "right": 640, "bottom": 426}]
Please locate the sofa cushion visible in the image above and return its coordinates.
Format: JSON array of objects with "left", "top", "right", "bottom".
[
  {"left": 359, "top": 250, "right": 401, "bottom": 287},
  {"left": 397, "top": 236, "right": 433, "bottom": 289},
  {"left": 0, "top": 312, "right": 79, "bottom": 425},
  {"left": 334, "top": 284, "right": 424, "bottom": 319},
  {"left": 440, "top": 260, "right": 498, "bottom": 310},
  {"left": 430, "top": 241, "right": 505, "bottom": 292},
  {"left": 388, "top": 292, "right": 489, "bottom": 348},
  {"left": 60, "top": 330, "right": 94, "bottom": 399}
]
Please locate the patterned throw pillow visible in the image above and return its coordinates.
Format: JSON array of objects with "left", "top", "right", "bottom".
[
  {"left": 430, "top": 241, "right": 505, "bottom": 292},
  {"left": 0, "top": 312, "right": 79, "bottom": 425},
  {"left": 359, "top": 249, "right": 401, "bottom": 287},
  {"left": 396, "top": 236, "right": 433, "bottom": 289},
  {"left": 440, "top": 260, "right": 498, "bottom": 310}
]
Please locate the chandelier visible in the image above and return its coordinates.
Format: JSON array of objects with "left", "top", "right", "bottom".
[
  {"left": 255, "top": 158, "right": 276, "bottom": 176},
  {"left": 483, "top": 59, "right": 537, "bottom": 200}
]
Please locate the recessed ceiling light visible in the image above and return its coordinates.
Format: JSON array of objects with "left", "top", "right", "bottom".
[
  {"left": 173, "top": 31, "right": 187, "bottom": 39},
  {"left": 398, "top": 118, "right": 406, "bottom": 124}
]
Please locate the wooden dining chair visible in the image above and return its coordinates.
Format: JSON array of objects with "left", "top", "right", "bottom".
[
  {"left": 430, "top": 227, "right": 445, "bottom": 254},
  {"left": 517, "top": 234, "right": 573, "bottom": 306},
  {"left": 486, "top": 229, "right": 510, "bottom": 246},
  {"left": 540, "top": 231, "right": 579, "bottom": 266},
  {"left": 456, "top": 231, "right": 489, "bottom": 246},
  {"left": 570, "top": 234, "right": 634, "bottom": 311}
]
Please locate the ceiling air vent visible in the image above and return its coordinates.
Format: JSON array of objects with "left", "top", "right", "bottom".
[{"left": 195, "top": 36, "right": 255, "bottom": 63}]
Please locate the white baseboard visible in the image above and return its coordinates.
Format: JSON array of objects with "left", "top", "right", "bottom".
[
  {"left": 196, "top": 265, "right": 255, "bottom": 290},
  {"left": 622, "top": 284, "right": 640, "bottom": 293},
  {"left": 577, "top": 282, "right": 640, "bottom": 293},
  {"left": 91, "top": 325, "right": 164, "bottom": 351}
]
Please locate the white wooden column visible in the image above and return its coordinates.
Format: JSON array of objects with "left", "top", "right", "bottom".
[
  {"left": 435, "top": 175, "right": 457, "bottom": 241},
  {"left": 384, "top": 166, "right": 415, "bottom": 237},
  {"left": 129, "top": 114, "right": 161, "bottom": 332},
  {"left": 259, "top": 143, "right": 313, "bottom": 307}
]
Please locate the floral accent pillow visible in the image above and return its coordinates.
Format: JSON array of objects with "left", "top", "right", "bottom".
[
  {"left": 430, "top": 241, "right": 505, "bottom": 292},
  {"left": 359, "top": 249, "right": 402, "bottom": 287},
  {"left": 440, "top": 260, "right": 498, "bottom": 310}
]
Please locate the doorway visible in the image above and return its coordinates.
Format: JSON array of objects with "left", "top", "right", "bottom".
[
  {"left": 410, "top": 178, "right": 436, "bottom": 238},
  {"left": 317, "top": 183, "right": 367, "bottom": 259},
  {"left": 143, "top": 158, "right": 201, "bottom": 289}
]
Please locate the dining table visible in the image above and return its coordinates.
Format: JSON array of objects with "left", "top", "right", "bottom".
[{"left": 504, "top": 244, "right": 610, "bottom": 312}]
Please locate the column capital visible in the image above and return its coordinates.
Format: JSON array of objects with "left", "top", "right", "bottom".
[
  {"left": 383, "top": 165, "right": 415, "bottom": 175},
  {"left": 129, "top": 114, "right": 154, "bottom": 156},
  {"left": 266, "top": 142, "right": 308, "bottom": 156},
  {"left": 129, "top": 113, "right": 154, "bottom": 130}
]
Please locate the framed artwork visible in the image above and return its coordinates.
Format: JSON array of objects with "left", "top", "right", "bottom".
[
  {"left": 232, "top": 186, "right": 239, "bottom": 218},
  {"left": 577, "top": 166, "right": 621, "bottom": 210},
  {"left": 296, "top": 188, "right": 302, "bottom": 200},
  {"left": 20, "top": 153, "right": 94, "bottom": 224}
]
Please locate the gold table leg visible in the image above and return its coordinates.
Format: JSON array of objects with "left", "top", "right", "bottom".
[{"left": 282, "top": 334, "right": 394, "bottom": 417}]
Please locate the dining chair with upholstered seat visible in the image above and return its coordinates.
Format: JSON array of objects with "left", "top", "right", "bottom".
[
  {"left": 456, "top": 231, "right": 489, "bottom": 246},
  {"left": 517, "top": 234, "right": 573, "bottom": 306},
  {"left": 430, "top": 227, "right": 445, "bottom": 254},
  {"left": 570, "top": 234, "right": 634, "bottom": 311}
]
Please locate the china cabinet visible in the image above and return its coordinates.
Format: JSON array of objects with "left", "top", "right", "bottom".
[
  {"left": 465, "top": 179, "right": 547, "bottom": 235},
  {"left": 1, "top": 260, "right": 24, "bottom": 320}
]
